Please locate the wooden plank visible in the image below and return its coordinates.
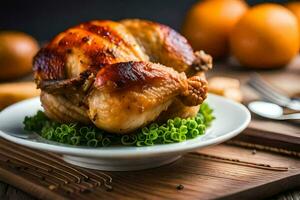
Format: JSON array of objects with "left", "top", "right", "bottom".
[
  {"left": 0, "top": 139, "right": 299, "bottom": 200},
  {"left": 0, "top": 181, "right": 35, "bottom": 200}
]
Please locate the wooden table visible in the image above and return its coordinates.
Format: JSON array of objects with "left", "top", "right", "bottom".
[
  {"left": 2, "top": 174, "right": 300, "bottom": 200},
  {"left": 0, "top": 179, "right": 299, "bottom": 200},
  {"left": 0, "top": 58, "right": 299, "bottom": 199},
  {"left": 0, "top": 162, "right": 299, "bottom": 200}
]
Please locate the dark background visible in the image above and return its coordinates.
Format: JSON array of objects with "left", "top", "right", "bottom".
[{"left": 0, "top": 0, "right": 290, "bottom": 42}]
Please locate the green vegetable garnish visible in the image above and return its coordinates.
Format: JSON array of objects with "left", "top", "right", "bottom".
[{"left": 23, "top": 103, "right": 215, "bottom": 147}]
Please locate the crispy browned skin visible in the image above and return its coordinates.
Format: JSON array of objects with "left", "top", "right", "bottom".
[
  {"left": 34, "top": 20, "right": 147, "bottom": 83},
  {"left": 121, "top": 19, "right": 194, "bottom": 72},
  {"left": 121, "top": 19, "right": 212, "bottom": 73},
  {"left": 33, "top": 19, "right": 212, "bottom": 133},
  {"left": 88, "top": 61, "right": 187, "bottom": 133}
]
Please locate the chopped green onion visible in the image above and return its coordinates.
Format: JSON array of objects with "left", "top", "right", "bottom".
[
  {"left": 163, "top": 131, "right": 173, "bottom": 143},
  {"left": 102, "top": 138, "right": 111, "bottom": 147},
  {"left": 197, "top": 124, "right": 206, "bottom": 134},
  {"left": 149, "top": 123, "right": 158, "bottom": 131},
  {"left": 136, "top": 141, "right": 144, "bottom": 147},
  {"left": 141, "top": 127, "right": 149, "bottom": 135},
  {"left": 87, "top": 139, "right": 98, "bottom": 147},
  {"left": 188, "top": 120, "right": 198, "bottom": 130},
  {"left": 121, "top": 135, "right": 137, "bottom": 145},
  {"left": 71, "top": 136, "right": 80, "bottom": 145},
  {"left": 180, "top": 134, "right": 186, "bottom": 141},
  {"left": 85, "top": 132, "right": 95, "bottom": 140},
  {"left": 144, "top": 139, "right": 154, "bottom": 146},
  {"left": 79, "top": 127, "right": 89, "bottom": 136},
  {"left": 137, "top": 133, "right": 146, "bottom": 141},
  {"left": 173, "top": 117, "right": 181, "bottom": 128},
  {"left": 171, "top": 132, "right": 180, "bottom": 141},
  {"left": 179, "top": 125, "right": 188, "bottom": 134},
  {"left": 23, "top": 103, "right": 214, "bottom": 147},
  {"left": 148, "top": 130, "right": 158, "bottom": 140},
  {"left": 191, "top": 129, "right": 199, "bottom": 138}
]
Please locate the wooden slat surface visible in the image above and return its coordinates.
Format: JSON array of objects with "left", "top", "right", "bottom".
[{"left": 0, "top": 138, "right": 299, "bottom": 200}]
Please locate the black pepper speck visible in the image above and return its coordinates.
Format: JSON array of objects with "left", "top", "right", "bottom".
[{"left": 176, "top": 184, "right": 184, "bottom": 190}]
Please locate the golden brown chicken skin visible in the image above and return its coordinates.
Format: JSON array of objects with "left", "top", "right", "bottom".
[
  {"left": 87, "top": 61, "right": 206, "bottom": 133},
  {"left": 34, "top": 20, "right": 149, "bottom": 124},
  {"left": 33, "top": 19, "right": 212, "bottom": 134}
]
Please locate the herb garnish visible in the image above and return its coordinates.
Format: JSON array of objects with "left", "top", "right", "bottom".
[{"left": 23, "top": 103, "right": 214, "bottom": 147}]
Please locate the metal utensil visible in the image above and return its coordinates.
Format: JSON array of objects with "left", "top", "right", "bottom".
[
  {"left": 248, "top": 101, "right": 300, "bottom": 120},
  {"left": 247, "top": 74, "right": 300, "bottom": 111}
]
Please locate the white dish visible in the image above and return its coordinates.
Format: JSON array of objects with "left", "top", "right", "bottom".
[{"left": 0, "top": 94, "right": 250, "bottom": 171}]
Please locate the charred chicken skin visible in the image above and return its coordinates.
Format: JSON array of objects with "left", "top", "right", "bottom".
[{"left": 33, "top": 19, "right": 212, "bottom": 134}]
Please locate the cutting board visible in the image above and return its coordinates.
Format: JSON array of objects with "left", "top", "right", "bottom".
[{"left": 0, "top": 138, "right": 300, "bottom": 200}]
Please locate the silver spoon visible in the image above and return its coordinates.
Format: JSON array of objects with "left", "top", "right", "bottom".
[{"left": 248, "top": 101, "right": 300, "bottom": 120}]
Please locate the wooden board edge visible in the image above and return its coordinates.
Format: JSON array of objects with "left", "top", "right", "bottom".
[
  {"left": 219, "top": 172, "right": 300, "bottom": 200},
  {"left": 0, "top": 167, "right": 66, "bottom": 200}
]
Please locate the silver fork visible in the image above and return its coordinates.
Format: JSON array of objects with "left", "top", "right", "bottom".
[{"left": 247, "top": 73, "right": 300, "bottom": 111}]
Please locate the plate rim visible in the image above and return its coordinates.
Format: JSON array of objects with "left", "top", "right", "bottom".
[{"left": 0, "top": 94, "right": 251, "bottom": 158}]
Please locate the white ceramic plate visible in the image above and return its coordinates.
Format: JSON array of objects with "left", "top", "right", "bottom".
[{"left": 0, "top": 94, "right": 250, "bottom": 171}]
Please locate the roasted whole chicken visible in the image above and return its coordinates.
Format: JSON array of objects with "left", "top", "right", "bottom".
[{"left": 33, "top": 19, "right": 212, "bottom": 134}]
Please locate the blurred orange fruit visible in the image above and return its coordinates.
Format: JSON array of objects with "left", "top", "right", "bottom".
[
  {"left": 230, "top": 4, "right": 299, "bottom": 69},
  {"left": 182, "top": 0, "right": 248, "bottom": 59},
  {"left": 0, "top": 31, "right": 39, "bottom": 80},
  {"left": 285, "top": 2, "right": 300, "bottom": 46},
  {"left": 286, "top": 2, "right": 300, "bottom": 20}
]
